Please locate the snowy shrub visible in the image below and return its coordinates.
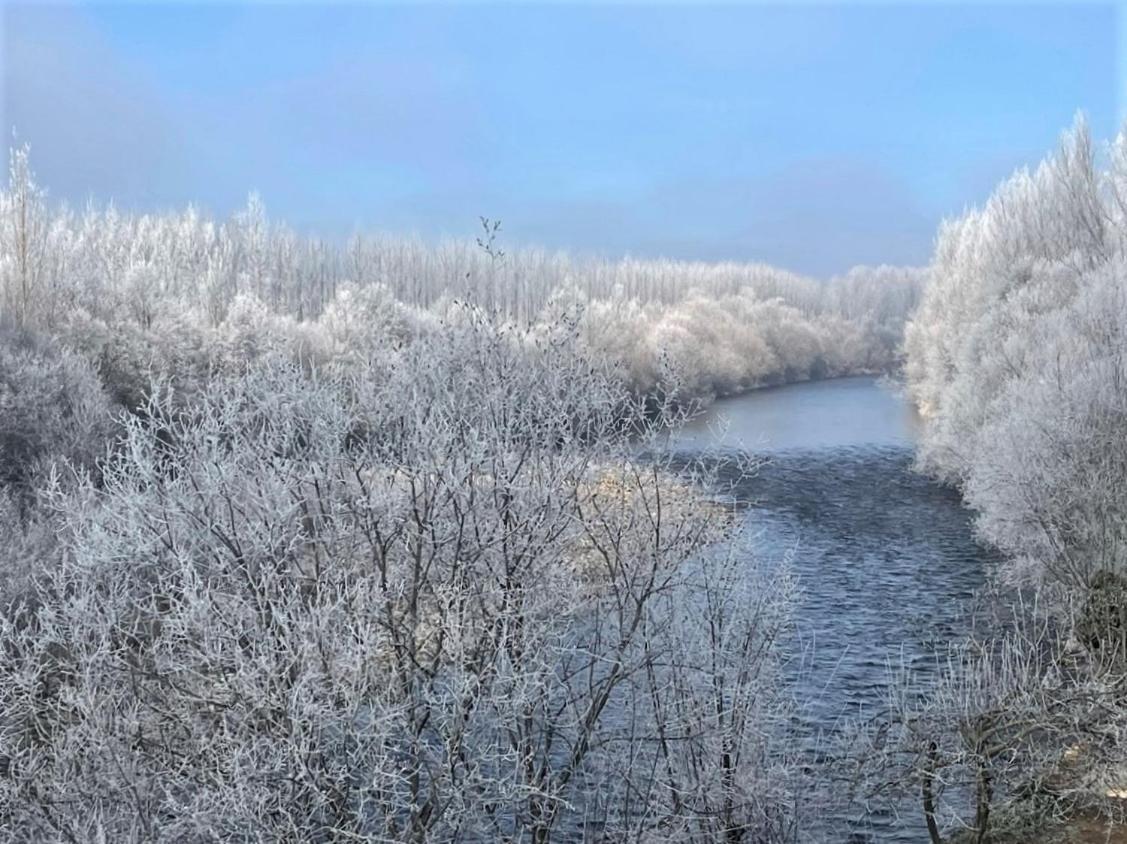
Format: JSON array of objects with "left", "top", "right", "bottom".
[
  {"left": 0, "top": 321, "right": 800, "bottom": 841},
  {"left": 0, "top": 331, "right": 114, "bottom": 505}
]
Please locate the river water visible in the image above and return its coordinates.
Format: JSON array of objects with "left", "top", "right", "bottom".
[{"left": 672, "top": 376, "right": 1000, "bottom": 842}]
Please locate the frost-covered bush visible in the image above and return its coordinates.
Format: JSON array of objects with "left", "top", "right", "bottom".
[
  {"left": 316, "top": 282, "right": 436, "bottom": 372},
  {"left": 859, "top": 591, "right": 1127, "bottom": 844},
  {"left": 0, "top": 319, "right": 800, "bottom": 842},
  {"left": 0, "top": 331, "right": 113, "bottom": 504},
  {"left": 1076, "top": 570, "right": 1127, "bottom": 664},
  {"left": 572, "top": 281, "right": 917, "bottom": 405},
  {"left": 0, "top": 488, "right": 58, "bottom": 604}
]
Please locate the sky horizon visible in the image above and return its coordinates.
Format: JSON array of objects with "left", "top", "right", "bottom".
[{"left": 2, "top": 1, "right": 1123, "bottom": 278}]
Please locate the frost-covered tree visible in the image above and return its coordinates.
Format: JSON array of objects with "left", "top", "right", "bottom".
[
  {"left": 1, "top": 144, "right": 50, "bottom": 327},
  {"left": 0, "top": 330, "right": 113, "bottom": 509},
  {"left": 906, "top": 116, "right": 1127, "bottom": 585}
]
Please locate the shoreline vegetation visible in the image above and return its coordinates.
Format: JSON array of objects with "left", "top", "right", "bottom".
[
  {"left": 892, "top": 117, "right": 1127, "bottom": 843},
  {"left": 0, "top": 144, "right": 923, "bottom": 415}
]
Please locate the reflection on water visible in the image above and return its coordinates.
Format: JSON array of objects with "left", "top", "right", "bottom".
[
  {"left": 675, "top": 375, "right": 923, "bottom": 453},
  {"left": 674, "top": 377, "right": 998, "bottom": 842}
]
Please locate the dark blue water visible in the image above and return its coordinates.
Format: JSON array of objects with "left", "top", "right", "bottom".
[{"left": 674, "top": 376, "right": 999, "bottom": 841}]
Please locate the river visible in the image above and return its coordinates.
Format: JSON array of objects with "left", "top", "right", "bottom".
[{"left": 673, "top": 375, "right": 1000, "bottom": 842}]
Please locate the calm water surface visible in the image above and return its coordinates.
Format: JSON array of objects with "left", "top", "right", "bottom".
[{"left": 673, "top": 376, "right": 999, "bottom": 842}]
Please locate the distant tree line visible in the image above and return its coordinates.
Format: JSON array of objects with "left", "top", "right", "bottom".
[{"left": 0, "top": 145, "right": 922, "bottom": 408}]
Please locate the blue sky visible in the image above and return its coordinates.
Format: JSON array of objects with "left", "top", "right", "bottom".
[{"left": 2, "top": 2, "right": 1122, "bottom": 276}]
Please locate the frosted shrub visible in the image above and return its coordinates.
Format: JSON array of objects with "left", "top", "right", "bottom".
[
  {"left": 0, "top": 332, "right": 113, "bottom": 505},
  {"left": 858, "top": 591, "right": 1127, "bottom": 844},
  {"left": 318, "top": 283, "right": 418, "bottom": 364},
  {"left": 0, "top": 318, "right": 800, "bottom": 842}
]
